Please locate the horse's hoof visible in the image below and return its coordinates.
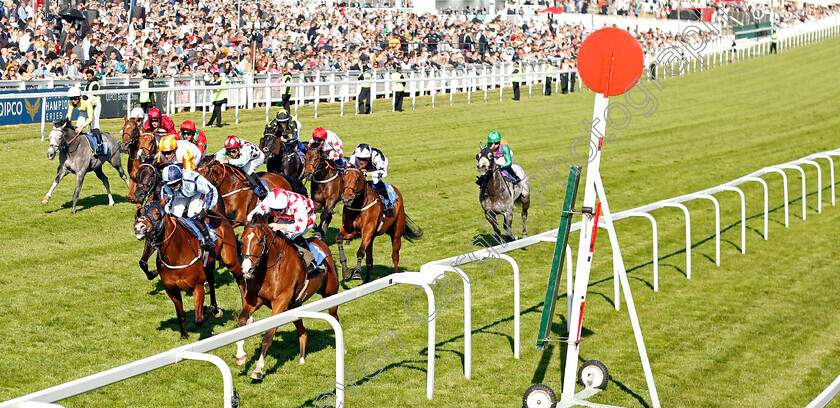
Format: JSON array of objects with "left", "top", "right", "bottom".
[
  {"left": 299, "top": 357, "right": 305, "bottom": 365},
  {"left": 180, "top": 334, "right": 189, "bottom": 340},
  {"left": 250, "top": 371, "right": 263, "bottom": 381},
  {"left": 214, "top": 308, "right": 224, "bottom": 319},
  {"left": 236, "top": 355, "right": 248, "bottom": 366},
  {"left": 41, "top": 198, "right": 49, "bottom": 204},
  {"left": 247, "top": 316, "right": 255, "bottom": 324},
  {"left": 351, "top": 272, "right": 362, "bottom": 280},
  {"left": 204, "top": 281, "right": 211, "bottom": 292},
  {"left": 342, "top": 269, "right": 352, "bottom": 280}
]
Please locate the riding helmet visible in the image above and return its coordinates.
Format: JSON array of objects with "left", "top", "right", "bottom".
[
  {"left": 487, "top": 130, "right": 501, "bottom": 144},
  {"left": 312, "top": 127, "right": 327, "bottom": 140},
  {"left": 180, "top": 120, "right": 197, "bottom": 132},
  {"left": 354, "top": 143, "right": 372, "bottom": 159},
  {"left": 67, "top": 87, "right": 82, "bottom": 98},
  {"left": 224, "top": 136, "right": 242, "bottom": 149},
  {"left": 275, "top": 110, "right": 291, "bottom": 122},
  {"left": 148, "top": 107, "right": 162, "bottom": 119},
  {"left": 159, "top": 135, "right": 178, "bottom": 152},
  {"left": 162, "top": 165, "right": 183, "bottom": 185}
]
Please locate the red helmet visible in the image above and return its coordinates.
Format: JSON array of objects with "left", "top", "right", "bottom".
[
  {"left": 180, "top": 120, "right": 196, "bottom": 132},
  {"left": 147, "top": 107, "right": 162, "bottom": 119},
  {"left": 312, "top": 127, "right": 327, "bottom": 140},
  {"left": 224, "top": 135, "right": 242, "bottom": 149}
]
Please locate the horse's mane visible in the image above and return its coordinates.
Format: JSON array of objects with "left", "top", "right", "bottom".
[{"left": 53, "top": 117, "right": 71, "bottom": 129}]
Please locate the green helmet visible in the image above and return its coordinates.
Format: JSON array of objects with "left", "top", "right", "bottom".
[{"left": 487, "top": 131, "right": 501, "bottom": 144}]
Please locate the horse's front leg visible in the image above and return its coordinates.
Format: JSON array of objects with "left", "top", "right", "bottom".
[
  {"left": 192, "top": 279, "right": 208, "bottom": 327},
  {"left": 236, "top": 293, "right": 262, "bottom": 366},
  {"left": 503, "top": 207, "right": 518, "bottom": 240},
  {"left": 165, "top": 285, "right": 189, "bottom": 340},
  {"left": 139, "top": 240, "right": 158, "bottom": 280},
  {"left": 337, "top": 228, "right": 359, "bottom": 280},
  {"left": 294, "top": 319, "right": 308, "bottom": 365},
  {"left": 43, "top": 165, "right": 70, "bottom": 204},
  {"left": 93, "top": 167, "right": 115, "bottom": 206},
  {"left": 251, "top": 301, "right": 290, "bottom": 381},
  {"left": 357, "top": 226, "right": 376, "bottom": 282},
  {"left": 484, "top": 209, "right": 504, "bottom": 243},
  {"left": 70, "top": 169, "right": 88, "bottom": 214}
]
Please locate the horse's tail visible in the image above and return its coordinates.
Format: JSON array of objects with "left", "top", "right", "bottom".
[{"left": 403, "top": 214, "right": 424, "bottom": 242}]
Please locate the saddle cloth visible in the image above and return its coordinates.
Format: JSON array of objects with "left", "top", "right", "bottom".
[
  {"left": 84, "top": 134, "right": 110, "bottom": 156},
  {"left": 307, "top": 239, "right": 328, "bottom": 266},
  {"left": 369, "top": 181, "right": 398, "bottom": 205},
  {"left": 177, "top": 217, "right": 218, "bottom": 243}
]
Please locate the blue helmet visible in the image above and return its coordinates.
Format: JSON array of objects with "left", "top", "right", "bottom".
[{"left": 162, "top": 165, "right": 183, "bottom": 185}]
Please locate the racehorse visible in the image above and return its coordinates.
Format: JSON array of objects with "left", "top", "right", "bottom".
[
  {"left": 476, "top": 145, "right": 530, "bottom": 240},
  {"left": 43, "top": 118, "right": 129, "bottom": 213},
  {"left": 133, "top": 200, "right": 245, "bottom": 339},
  {"left": 120, "top": 116, "right": 143, "bottom": 177},
  {"left": 196, "top": 157, "right": 293, "bottom": 225},
  {"left": 302, "top": 148, "right": 343, "bottom": 238},
  {"left": 235, "top": 214, "right": 340, "bottom": 380},
  {"left": 260, "top": 123, "right": 307, "bottom": 196},
  {"left": 336, "top": 168, "right": 423, "bottom": 282},
  {"left": 124, "top": 127, "right": 158, "bottom": 204},
  {"left": 128, "top": 163, "right": 162, "bottom": 204}
]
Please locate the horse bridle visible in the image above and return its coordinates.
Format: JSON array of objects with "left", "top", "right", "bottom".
[
  {"left": 50, "top": 123, "right": 80, "bottom": 153},
  {"left": 137, "top": 201, "right": 166, "bottom": 248},
  {"left": 308, "top": 152, "right": 338, "bottom": 183},
  {"left": 242, "top": 223, "right": 282, "bottom": 269},
  {"left": 341, "top": 167, "right": 366, "bottom": 201},
  {"left": 122, "top": 121, "right": 140, "bottom": 150},
  {"left": 134, "top": 163, "right": 160, "bottom": 204}
]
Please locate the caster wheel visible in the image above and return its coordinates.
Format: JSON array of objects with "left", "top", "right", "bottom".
[
  {"left": 578, "top": 359, "right": 610, "bottom": 390},
  {"left": 523, "top": 383, "right": 557, "bottom": 408}
]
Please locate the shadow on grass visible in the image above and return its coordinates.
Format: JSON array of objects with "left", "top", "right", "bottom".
[
  {"left": 46, "top": 193, "right": 128, "bottom": 213},
  {"left": 156, "top": 303, "right": 238, "bottom": 340},
  {"left": 235, "top": 327, "right": 338, "bottom": 379}
]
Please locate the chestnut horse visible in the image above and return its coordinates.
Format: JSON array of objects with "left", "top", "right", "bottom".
[
  {"left": 337, "top": 168, "right": 423, "bottom": 282},
  {"left": 302, "top": 148, "right": 344, "bottom": 238},
  {"left": 235, "top": 214, "right": 340, "bottom": 380},
  {"left": 134, "top": 200, "right": 245, "bottom": 339},
  {"left": 196, "top": 157, "right": 293, "bottom": 225}
]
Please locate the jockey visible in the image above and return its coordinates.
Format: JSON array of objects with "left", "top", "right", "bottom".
[
  {"left": 214, "top": 136, "right": 268, "bottom": 199},
  {"left": 156, "top": 135, "right": 202, "bottom": 171},
  {"left": 178, "top": 120, "right": 208, "bottom": 156},
  {"left": 143, "top": 107, "right": 177, "bottom": 141},
  {"left": 161, "top": 165, "right": 218, "bottom": 250},
  {"left": 308, "top": 127, "right": 344, "bottom": 167},
  {"left": 487, "top": 130, "right": 520, "bottom": 184},
  {"left": 349, "top": 143, "right": 393, "bottom": 217},
  {"left": 274, "top": 110, "right": 307, "bottom": 153},
  {"left": 65, "top": 86, "right": 103, "bottom": 153},
  {"left": 247, "top": 188, "right": 319, "bottom": 275}
]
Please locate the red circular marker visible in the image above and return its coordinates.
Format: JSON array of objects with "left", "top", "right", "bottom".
[{"left": 577, "top": 27, "right": 644, "bottom": 97}]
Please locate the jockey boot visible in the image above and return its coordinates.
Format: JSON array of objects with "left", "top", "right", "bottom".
[
  {"left": 193, "top": 215, "right": 215, "bottom": 250},
  {"left": 373, "top": 182, "right": 394, "bottom": 217},
  {"left": 506, "top": 167, "right": 521, "bottom": 185},
  {"left": 292, "top": 236, "right": 318, "bottom": 277},
  {"left": 245, "top": 172, "right": 267, "bottom": 199},
  {"left": 334, "top": 157, "right": 345, "bottom": 167},
  {"left": 92, "top": 128, "right": 103, "bottom": 154}
]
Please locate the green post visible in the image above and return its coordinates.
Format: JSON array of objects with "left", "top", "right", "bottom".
[{"left": 535, "top": 165, "right": 582, "bottom": 350}]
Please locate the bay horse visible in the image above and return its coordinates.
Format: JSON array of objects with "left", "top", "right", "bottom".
[
  {"left": 196, "top": 157, "right": 293, "bottom": 225},
  {"left": 476, "top": 145, "right": 530, "bottom": 240},
  {"left": 235, "top": 214, "right": 340, "bottom": 380},
  {"left": 124, "top": 128, "right": 158, "bottom": 204},
  {"left": 337, "top": 168, "right": 423, "bottom": 282},
  {"left": 302, "top": 148, "right": 343, "bottom": 238},
  {"left": 120, "top": 116, "right": 143, "bottom": 177},
  {"left": 260, "top": 123, "right": 307, "bottom": 196},
  {"left": 43, "top": 118, "right": 129, "bottom": 213},
  {"left": 133, "top": 200, "right": 245, "bottom": 339}
]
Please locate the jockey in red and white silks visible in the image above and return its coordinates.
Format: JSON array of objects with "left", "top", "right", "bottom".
[
  {"left": 308, "top": 127, "right": 345, "bottom": 165},
  {"left": 248, "top": 188, "right": 315, "bottom": 239}
]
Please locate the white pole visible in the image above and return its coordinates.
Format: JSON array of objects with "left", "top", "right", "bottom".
[{"left": 40, "top": 97, "right": 46, "bottom": 141}]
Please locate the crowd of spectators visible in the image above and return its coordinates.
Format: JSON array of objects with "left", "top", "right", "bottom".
[{"left": 0, "top": 0, "right": 835, "bottom": 82}]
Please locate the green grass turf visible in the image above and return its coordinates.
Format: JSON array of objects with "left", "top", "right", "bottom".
[{"left": 1, "top": 36, "right": 840, "bottom": 408}]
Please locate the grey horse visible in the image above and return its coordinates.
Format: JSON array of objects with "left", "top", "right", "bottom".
[
  {"left": 476, "top": 145, "right": 530, "bottom": 240},
  {"left": 43, "top": 118, "right": 128, "bottom": 213}
]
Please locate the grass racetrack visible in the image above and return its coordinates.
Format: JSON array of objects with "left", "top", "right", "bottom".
[{"left": 2, "top": 35, "right": 840, "bottom": 408}]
